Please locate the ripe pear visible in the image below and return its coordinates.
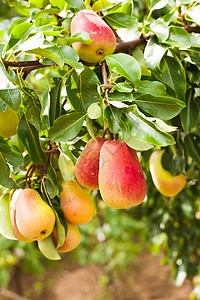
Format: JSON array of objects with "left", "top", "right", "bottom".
[
  {"left": 149, "top": 150, "right": 186, "bottom": 197},
  {"left": 75, "top": 137, "right": 106, "bottom": 190},
  {"left": 0, "top": 107, "right": 18, "bottom": 138},
  {"left": 60, "top": 179, "right": 95, "bottom": 225},
  {"left": 15, "top": 189, "right": 55, "bottom": 241},
  {"left": 52, "top": 223, "right": 81, "bottom": 253},
  {"left": 10, "top": 189, "right": 33, "bottom": 243},
  {"left": 99, "top": 140, "right": 147, "bottom": 209},
  {"left": 71, "top": 10, "right": 116, "bottom": 63}
]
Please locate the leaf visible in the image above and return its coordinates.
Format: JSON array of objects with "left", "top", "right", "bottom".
[
  {"left": 87, "top": 103, "right": 102, "bottom": 119},
  {"left": 134, "top": 93, "right": 185, "bottom": 120},
  {"left": 66, "top": 32, "right": 93, "bottom": 46},
  {"left": 5, "top": 22, "right": 33, "bottom": 51},
  {"left": 151, "top": 0, "right": 168, "bottom": 10},
  {"left": 150, "top": 19, "right": 169, "bottom": 42},
  {"left": 17, "top": 115, "right": 47, "bottom": 164},
  {"left": 115, "top": 82, "right": 133, "bottom": 93},
  {"left": 34, "top": 8, "right": 60, "bottom": 20},
  {"left": 108, "top": 90, "right": 133, "bottom": 102},
  {"left": 48, "top": 112, "right": 86, "bottom": 142},
  {"left": 137, "top": 80, "right": 166, "bottom": 96},
  {"left": 104, "top": 105, "right": 122, "bottom": 133},
  {"left": 92, "top": 0, "right": 117, "bottom": 11},
  {"left": 58, "top": 152, "right": 75, "bottom": 181},
  {"left": 123, "top": 105, "right": 175, "bottom": 146},
  {"left": 60, "top": 46, "right": 84, "bottom": 74},
  {"left": 49, "top": 78, "right": 62, "bottom": 127},
  {"left": 65, "top": 0, "right": 84, "bottom": 8},
  {"left": 124, "top": 131, "right": 154, "bottom": 151},
  {"left": 38, "top": 236, "right": 61, "bottom": 260},
  {"left": 55, "top": 213, "right": 66, "bottom": 249},
  {"left": 17, "top": 32, "right": 45, "bottom": 51},
  {"left": 22, "top": 88, "right": 42, "bottom": 131},
  {"left": 66, "top": 67, "right": 100, "bottom": 112},
  {"left": 144, "top": 36, "right": 168, "bottom": 71},
  {"left": 86, "top": 116, "right": 96, "bottom": 139},
  {"left": 0, "top": 193, "right": 16, "bottom": 240},
  {"left": 0, "top": 154, "right": 17, "bottom": 189},
  {"left": 186, "top": 5, "right": 200, "bottom": 26},
  {"left": 0, "top": 137, "right": 23, "bottom": 169},
  {"left": 106, "top": 53, "right": 141, "bottom": 87},
  {"left": 104, "top": 13, "right": 136, "bottom": 28},
  {"left": 166, "top": 26, "right": 191, "bottom": 48},
  {"left": 159, "top": 56, "right": 186, "bottom": 101},
  {"left": 184, "top": 134, "right": 200, "bottom": 167},
  {"left": 180, "top": 89, "right": 199, "bottom": 132},
  {"left": 0, "top": 89, "right": 21, "bottom": 112}
]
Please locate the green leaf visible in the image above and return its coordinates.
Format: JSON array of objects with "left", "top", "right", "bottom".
[
  {"left": 22, "top": 88, "right": 42, "bottom": 131},
  {"left": 48, "top": 112, "right": 86, "bottom": 142},
  {"left": 87, "top": 103, "right": 102, "bottom": 119},
  {"left": 180, "top": 89, "right": 199, "bottom": 132},
  {"left": 34, "top": 8, "right": 60, "bottom": 20},
  {"left": 106, "top": 53, "right": 141, "bottom": 87},
  {"left": 17, "top": 115, "right": 47, "bottom": 164},
  {"left": 104, "top": 13, "right": 136, "bottom": 28},
  {"left": 30, "top": 0, "right": 49, "bottom": 8},
  {"left": 60, "top": 46, "right": 84, "bottom": 74},
  {"left": 0, "top": 193, "right": 16, "bottom": 240},
  {"left": 151, "top": 0, "right": 168, "bottom": 10},
  {"left": 104, "top": 105, "right": 122, "bottom": 133},
  {"left": 0, "top": 137, "right": 23, "bottom": 169},
  {"left": 0, "top": 89, "right": 21, "bottom": 112},
  {"left": 0, "top": 154, "right": 17, "bottom": 189},
  {"left": 108, "top": 90, "right": 133, "bottom": 102},
  {"left": 92, "top": 0, "right": 117, "bottom": 11},
  {"left": 124, "top": 131, "right": 153, "bottom": 151},
  {"left": 166, "top": 26, "right": 191, "bottom": 48},
  {"left": 115, "top": 82, "right": 133, "bottom": 93},
  {"left": 5, "top": 22, "right": 33, "bottom": 51},
  {"left": 38, "top": 236, "right": 61, "bottom": 260},
  {"left": 186, "top": 5, "right": 200, "bottom": 26},
  {"left": 67, "top": 32, "right": 93, "bottom": 46},
  {"left": 49, "top": 78, "right": 62, "bottom": 127},
  {"left": 58, "top": 152, "right": 75, "bottom": 181},
  {"left": 86, "top": 116, "right": 96, "bottom": 139},
  {"left": 184, "top": 134, "right": 200, "bottom": 167},
  {"left": 144, "top": 36, "right": 168, "bottom": 71},
  {"left": 64, "top": 0, "right": 84, "bottom": 8},
  {"left": 123, "top": 105, "right": 175, "bottom": 146},
  {"left": 134, "top": 93, "right": 185, "bottom": 120},
  {"left": 137, "top": 80, "right": 166, "bottom": 96},
  {"left": 17, "top": 32, "right": 45, "bottom": 51},
  {"left": 159, "top": 56, "right": 186, "bottom": 101},
  {"left": 55, "top": 213, "right": 66, "bottom": 249},
  {"left": 32, "top": 25, "right": 63, "bottom": 36},
  {"left": 150, "top": 19, "right": 169, "bottom": 42},
  {"left": 66, "top": 67, "right": 100, "bottom": 112}
]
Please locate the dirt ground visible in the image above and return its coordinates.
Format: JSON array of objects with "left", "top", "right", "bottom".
[{"left": 4, "top": 251, "right": 193, "bottom": 300}]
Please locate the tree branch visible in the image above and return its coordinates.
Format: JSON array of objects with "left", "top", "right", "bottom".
[
  {"left": 115, "top": 34, "right": 153, "bottom": 54},
  {"left": 184, "top": 24, "right": 200, "bottom": 33},
  {"left": 0, "top": 287, "right": 28, "bottom": 300}
]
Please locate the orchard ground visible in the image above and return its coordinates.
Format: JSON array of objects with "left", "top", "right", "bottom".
[{"left": 5, "top": 250, "right": 192, "bottom": 300}]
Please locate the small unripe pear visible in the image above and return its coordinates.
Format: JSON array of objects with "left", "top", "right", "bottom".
[
  {"left": 99, "top": 140, "right": 147, "bottom": 209},
  {"left": 71, "top": 10, "right": 116, "bottom": 63},
  {"left": 60, "top": 179, "right": 95, "bottom": 225},
  {"left": 149, "top": 150, "right": 186, "bottom": 197},
  {"left": 15, "top": 189, "right": 55, "bottom": 241},
  {"left": 52, "top": 223, "right": 81, "bottom": 253},
  {"left": 75, "top": 137, "right": 106, "bottom": 190},
  {"left": 0, "top": 107, "right": 18, "bottom": 138}
]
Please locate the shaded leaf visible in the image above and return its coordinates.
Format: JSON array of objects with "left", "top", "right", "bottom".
[
  {"left": 0, "top": 137, "right": 23, "bottom": 169},
  {"left": 0, "top": 89, "right": 21, "bottom": 112},
  {"left": 38, "top": 236, "right": 61, "bottom": 260},
  {"left": 0, "top": 154, "right": 17, "bottom": 189},
  {"left": 180, "top": 89, "right": 199, "bottom": 132},
  {"left": 0, "top": 193, "right": 16, "bottom": 240},
  {"left": 105, "top": 13, "right": 136, "bottom": 28},
  {"left": 49, "top": 78, "right": 62, "bottom": 127},
  {"left": 184, "top": 134, "right": 200, "bottom": 167}
]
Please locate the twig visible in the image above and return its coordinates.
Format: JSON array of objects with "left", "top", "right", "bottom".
[
  {"left": 184, "top": 24, "right": 200, "bottom": 33},
  {"left": 0, "top": 287, "right": 28, "bottom": 300},
  {"left": 115, "top": 34, "right": 153, "bottom": 54}
]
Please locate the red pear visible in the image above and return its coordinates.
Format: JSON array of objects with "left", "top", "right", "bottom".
[
  {"left": 99, "top": 140, "right": 147, "bottom": 209},
  {"left": 71, "top": 10, "right": 116, "bottom": 63},
  {"left": 75, "top": 137, "right": 106, "bottom": 190}
]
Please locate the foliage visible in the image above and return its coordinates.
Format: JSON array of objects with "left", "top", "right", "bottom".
[{"left": 0, "top": 0, "right": 200, "bottom": 293}]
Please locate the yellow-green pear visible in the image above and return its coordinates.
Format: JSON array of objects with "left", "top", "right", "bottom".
[
  {"left": 15, "top": 189, "right": 55, "bottom": 241},
  {"left": 52, "top": 223, "right": 81, "bottom": 253},
  {"left": 0, "top": 107, "right": 18, "bottom": 138},
  {"left": 10, "top": 189, "right": 33, "bottom": 243},
  {"left": 149, "top": 150, "right": 186, "bottom": 197},
  {"left": 60, "top": 179, "right": 95, "bottom": 225}
]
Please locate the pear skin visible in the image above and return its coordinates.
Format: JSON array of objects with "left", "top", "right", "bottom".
[
  {"left": 71, "top": 10, "right": 116, "bottom": 63},
  {"left": 16, "top": 189, "right": 55, "bottom": 241},
  {"left": 0, "top": 107, "right": 18, "bottom": 138},
  {"left": 75, "top": 137, "right": 106, "bottom": 190},
  {"left": 60, "top": 180, "right": 95, "bottom": 225},
  {"left": 149, "top": 150, "right": 186, "bottom": 197},
  {"left": 99, "top": 140, "right": 147, "bottom": 209},
  {"left": 52, "top": 223, "right": 81, "bottom": 253},
  {"left": 10, "top": 190, "right": 33, "bottom": 243}
]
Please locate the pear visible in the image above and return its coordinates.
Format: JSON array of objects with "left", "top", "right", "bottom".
[
  {"left": 71, "top": 10, "right": 116, "bottom": 63},
  {"left": 75, "top": 137, "right": 106, "bottom": 190},
  {"left": 60, "top": 179, "right": 95, "bottom": 225},
  {"left": 52, "top": 223, "right": 81, "bottom": 253},
  {"left": 15, "top": 189, "right": 55, "bottom": 241},
  {"left": 99, "top": 140, "right": 147, "bottom": 209},
  {"left": 10, "top": 189, "right": 33, "bottom": 243},
  {"left": 0, "top": 107, "right": 18, "bottom": 138},
  {"left": 149, "top": 150, "right": 186, "bottom": 197}
]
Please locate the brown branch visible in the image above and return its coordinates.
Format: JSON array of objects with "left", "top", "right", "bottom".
[
  {"left": 0, "top": 287, "right": 28, "bottom": 300},
  {"left": 115, "top": 34, "right": 153, "bottom": 54},
  {"left": 184, "top": 24, "right": 200, "bottom": 33}
]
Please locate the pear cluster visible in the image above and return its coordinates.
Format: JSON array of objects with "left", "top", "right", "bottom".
[{"left": 75, "top": 138, "right": 147, "bottom": 209}]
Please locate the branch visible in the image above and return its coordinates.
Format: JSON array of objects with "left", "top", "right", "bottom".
[
  {"left": 184, "top": 24, "right": 200, "bottom": 33},
  {"left": 1, "top": 58, "right": 51, "bottom": 80},
  {"left": 115, "top": 34, "right": 153, "bottom": 54},
  {"left": 0, "top": 287, "right": 28, "bottom": 300}
]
